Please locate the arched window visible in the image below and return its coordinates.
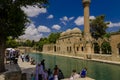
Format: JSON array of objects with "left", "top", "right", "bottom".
[
  {"left": 94, "top": 43, "right": 100, "bottom": 54},
  {"left": 81, "top": 47, "right": 84, "bottom": 51},
  {"left": 117, "top": 43, "right": 120, "bottom": 55},
  {"left": 101, "top": 42, "right": 111, "bottom": 54},
  {"left": 77, "top": 47, "right": 79, "bottom": 51}
]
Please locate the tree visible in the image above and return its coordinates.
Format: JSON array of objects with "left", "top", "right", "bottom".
[
  {"left": 48, "top": 32, "right": 60, "bottom": 43},
  {"left": 90, "top": 15, "right": 109, "bottom": 40},
  {"left": 24, "top": 40, "right": 32, "bottom": 47},
  {"left": 36, "top": 32, "right": 60, "bottom": 51},
  {"left": 37, "top": 37, "right": 49, "bottom": 51},
  {"left": 6, "top": 37, "right": 18, "bottom": 48},
  {"left": 0, "top": 0, "right": 48, "bottom": 72},
  {"left": 101, "top": 42, "right": 111, "bottom": 54}
]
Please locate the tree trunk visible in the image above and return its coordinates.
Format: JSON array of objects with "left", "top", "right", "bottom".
[{"left": 0, "top": 39, "right": 6, "bottom": 73}]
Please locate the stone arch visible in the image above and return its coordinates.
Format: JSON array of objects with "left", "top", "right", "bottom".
[
  {"left": 93, "top": 42, "right": 100, "bottom": 54},
  {"left": 117, "top": 43, "right": 120, "bottom": 55},
  {"left": 101, "top": 41, "right": 111, "bottom": 54}
]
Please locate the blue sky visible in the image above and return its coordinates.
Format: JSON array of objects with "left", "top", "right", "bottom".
[{"left": 20, "top": 0, "right": 120, "bottom": 41}]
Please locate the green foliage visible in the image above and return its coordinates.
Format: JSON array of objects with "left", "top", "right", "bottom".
[
  {"left": 90, "top": 15, "right": 109, "bottom": 40},
  {"left": 6, "top": 37, "right": 18, "bottom": 48},
  {"left": 0, "top": 0, "right": 49, "bottom": 39},
  {"left": 94, "top": 43, "right": 100, "bottom": 54},
  {"left": 48, "top": 32, "right": 60, "bottom": 43},
  {"left": 24, "top": 40, "right": 32, "bottom": 47},
  {"left": 37, "top": 37, "right": 49, "bottom": 51},
  {"left": 103, "top": 33, "right": 111, "bottom": 38},
  {"left": 101, "top": 42, "right": 111, "bottom": 54},
  {"left": 0, "top": 0, "right": 49, "bottom": 72},
  {"left": 36, "top": 32, "right": 60, "bottom": 51}
]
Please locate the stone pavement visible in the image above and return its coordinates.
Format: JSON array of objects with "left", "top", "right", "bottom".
[
  {"left": 18, "top": 58, "right": 36, "bottom": 80},
  {"left": 62, "top": 77, "right": 94, "bottom": 80}
]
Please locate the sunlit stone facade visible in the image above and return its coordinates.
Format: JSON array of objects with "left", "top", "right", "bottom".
[
  {"left": 55, "top": 28, "right": 84, "bottom": 55},
  {"left": 43, "top": 0, "right": 120, "bottom": 62},
  {"left": 43, "top": 30, "right": 120, "bottom": 61}
]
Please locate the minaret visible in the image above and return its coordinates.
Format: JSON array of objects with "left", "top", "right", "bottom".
[
  {"left": 82, "top": 0, "right": 93, "bottom": 54},
  {"left": 82, "top": 0, "right": 91, "bottom": 37}
]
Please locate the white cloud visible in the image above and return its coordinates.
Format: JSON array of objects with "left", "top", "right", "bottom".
[
  {"left": 63, "top": 16, "right": 68, "bottom": 21},
  {"left": 21, "top": 5, "right": 47, "bottom": 17},
  {"left": 108, "top": 22, "right": 120, "bottom": 27},
  {"left": 47, "top": 14, "right": 54, "bottom": 19},
  {"left": 38, "top": 25, "right": 51, "bottom": 32},
  {"left": 19, "top": 23, "right": 43, "bottom": 41},
  {"left": 74, "top": 16, "right": 84, "bottom": 26},
  {"left": 52, "top": 25, "right": 61, "bottom": 30},
  {"left": 74, "top": 16, "right": 95, "bottom": 26},
  {"left": 60, "top": 16, "right": 74, "bottom": 21},
  {"left": 89, "top": 16, "right": 95, "bottom": 20},
  {"left": 69, "top": 17, "right": 74, "bottom": 20},
  {"left": 60, "top": 16, "right": 75, "bottom": 25}
]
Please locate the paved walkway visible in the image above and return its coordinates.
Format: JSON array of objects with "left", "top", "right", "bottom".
[
  {"left": 18, "top": 57, "right": 94, "bottom": 80},
  {"left": 18, "top": 58, "right": 36, "bottom": 80},
  {"left": 62, "top": 77, "right": 94, "bottom": 80}
]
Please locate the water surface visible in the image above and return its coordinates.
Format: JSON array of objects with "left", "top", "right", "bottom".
[{"left": 29, "top": 53, "right": 120, "bottom": 80}]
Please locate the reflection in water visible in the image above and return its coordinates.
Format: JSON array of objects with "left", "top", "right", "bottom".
[{"left": 29, "top": 53, "right": 120, "bottom": 80}]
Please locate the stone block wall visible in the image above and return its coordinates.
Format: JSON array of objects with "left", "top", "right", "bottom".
[{"left": 0, "top": 64, "right": 21, "bottom": 80}]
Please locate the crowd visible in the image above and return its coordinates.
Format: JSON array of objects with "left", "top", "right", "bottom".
[
  {"left": 5, "top": 48, "right": 19, "bottom": 64},
  {"left": 30, "top": 59, "right": 64, "bottom": 80},
  {"left": 5, "top": 49, "right": 87, "bottom": 80},
  {"left": 30, "top": 58, "right": 87, "bottom": 80},
  {"left": 19, "top": 54, "right": 87, "bottom": 80}
]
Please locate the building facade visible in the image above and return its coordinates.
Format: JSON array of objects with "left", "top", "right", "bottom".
[{"left": 43, "top": 28, "right": 120, "bottom": 61}]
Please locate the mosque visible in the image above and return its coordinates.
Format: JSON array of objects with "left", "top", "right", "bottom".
[{"left": 43, "top": 0, "right": 120, "bottom": 62}]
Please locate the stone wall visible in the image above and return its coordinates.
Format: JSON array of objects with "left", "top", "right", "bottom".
[
  {"left": 43, "top": 31, "right": 120, "bottom": 62},
  {"left": 0, "top": 64, "right": 21, "bottom": 80},
  {"left": 91, "top": 54, "right": 112, "bottom": 61},
  {"left": 17, "top": 47, "right": 32, "bottom": 54},
  {"left": 43, "top": 44, "right": 55, "bottom": 53},
  {"left": 110, "top": 32, "right": 120, "bottom": 61}
]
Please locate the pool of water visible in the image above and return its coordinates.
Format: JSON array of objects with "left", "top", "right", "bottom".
[{"left": 29, "top": 53, "right": 120, "bottom": 80}]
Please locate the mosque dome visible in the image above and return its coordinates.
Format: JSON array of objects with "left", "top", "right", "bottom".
[
  {"left": 65, "top": 29, "right": 72, "bottom": 35},
  {"left": 71, "top": 27, "right": 82, "bottom": 34},
  {"left": 60, "top": 31, "right": 66, "bottom": 36}
]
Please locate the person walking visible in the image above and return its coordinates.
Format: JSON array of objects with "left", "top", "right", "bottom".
[{"left": 21, "top": 53, "right": 25, "bottom": 62}]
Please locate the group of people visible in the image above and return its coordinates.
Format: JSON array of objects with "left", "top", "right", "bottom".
[
  {"left": 32, "top": 59, "right": 64, "bottom": 80},
  {"left": 31, "top": 58, "right": 87, "bottom": 80},
  {"left": 70, "top": 67, "right": 87, "bottom": 80},
  {"left": 5, "top": 49, "right": 19, "bottom": 64}
]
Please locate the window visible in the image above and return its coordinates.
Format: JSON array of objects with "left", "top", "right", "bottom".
[
  {"left": 81, "top": 47, "right": 84, "bottom": 51},
  {"left": 80, "top": 38, "right": 82, "bottom": 41},
  {"left": 77, "top": 47, "right": 79, "bottom": 51},
  {"left": 70, "top": 46, "right": 71, "bottom": 52},
  {"left": 67, "top": 47, "right": 69, "bottom": 51}
]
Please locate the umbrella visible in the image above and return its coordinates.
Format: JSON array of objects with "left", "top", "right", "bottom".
[{"left": 6, "top": 48, "right": 15, "bottom": 51}]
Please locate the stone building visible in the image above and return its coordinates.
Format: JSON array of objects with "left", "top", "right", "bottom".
[
  {"left": 43, "top": 0, "right": 120, "bottom": 62},
  {"left": 55, "top": 28, "right": 85, "bottom": 55},
  {"left": 43, "top": 29, "right": 120, "bottom": 61},
  {"left": 110, "top": 32, "right": 120, "bottom": 61}
]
